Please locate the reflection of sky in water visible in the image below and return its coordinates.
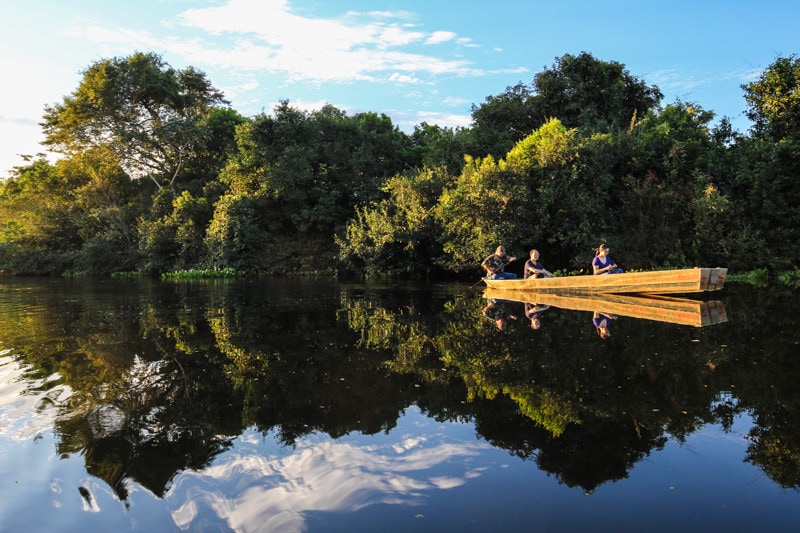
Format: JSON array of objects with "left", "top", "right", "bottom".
[
  {"left": 4, "top": 349, "right": 800, "bottom": 532},
  {"left": 0, "top": 352, "right": 72, "bottom": 440},
  {"left": 0, "top": 351, "right": 504, "bottom": 531},
  {"left": 167, "top": 410, "right": 493, "bottom": 532}
]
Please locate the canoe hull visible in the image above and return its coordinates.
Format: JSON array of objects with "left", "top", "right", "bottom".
[{"left": 483, "top": 267, "right": 727, "bottom": 295}]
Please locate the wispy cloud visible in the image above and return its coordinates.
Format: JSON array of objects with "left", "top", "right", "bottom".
[
  {"left": 63, "top": 0, "right": 484, "bottom": 86},
  {"left": 169, "top": 423, "right": 492, "bottom": 532},
  {"left": 40, "top": 0, "right": 504, "bottom": 135},
  {"left": 170, "top": 0, "right": 480, "bottom": 82},
  {"left": 425, "top": 31, "right": 457, "bottom": 45},
  {"left": 645, "top": 68, "right": 708, "bottom": 95}
]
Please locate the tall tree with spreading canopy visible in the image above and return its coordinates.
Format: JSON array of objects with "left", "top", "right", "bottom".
[
  {"left": 742, "top": 54, "right": 800, "bottom": 142},
  {"left": 41, "top": 52, "right": 228, "bottom": 191},
  {"left": 470, "top": 52, "right": 663, "bottom": 159},
  {"left": 533, "top": 52, "right": 663, "bottom": 131},
  {"left": 731, "top": 55, "right": 800, "bottom": 268},
  {"left": 206, "top": 102, "right": 412, "bottom": 272}
]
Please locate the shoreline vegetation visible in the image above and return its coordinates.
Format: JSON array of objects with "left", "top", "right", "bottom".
[
  {"left": 103, "top": 267, "right": 794, "bottom": 289},
  {"left": 2, "top": 51, "right": 799, "bottom": 281}
]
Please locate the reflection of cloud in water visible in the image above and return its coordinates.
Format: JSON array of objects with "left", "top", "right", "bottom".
[
  {"left": 168, "top": 416, "right": 491, "bottom": 532},
  {"left": 1, "top": 354, "right": 494, "bottom": 531},
  {"left": 0, "top": 353, "right": 72, "bottom": 440}
]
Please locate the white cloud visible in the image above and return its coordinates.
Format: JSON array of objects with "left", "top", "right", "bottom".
[
  {"left": 0, "top": 0, "right": 510, "bottom": 172},
  {"left": 170, "top": 0, "right": 478, "bottom": 82},
  {"left": 389, "top": 72, "right": 423, "bottom": 84},
  {"left": 390, "top": 110, "right": 472, "bottom": 132},
  {"left": 415, "top": 111, "right": 472, "bottom": 128},
  {"left": 0, "top": 122, "right": 47, "bottom": 177},
  {"left": 442, "top": 96, "right": 471, "bottom": 107},
  {"left": 0, "top": 356, "right": 72, "bottom": 439},
  {"left": 425, "top": 31, "right": 457, "bottom": 45},
  {"left": 646, "top": 68, "right": 708, "bottom": 94},
  {"left": 279, "top": 98, "right": 344, "bottom": 114},
  {"left": 59, "top": 0, "right": 482, "bottom": 89},
  {"left": 168, "top": 424, "right": 492, "bottom": 532}
]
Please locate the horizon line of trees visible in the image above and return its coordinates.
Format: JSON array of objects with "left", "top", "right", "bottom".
[{"left": 1, "top": 50, "right": 799, "bottom": 278}]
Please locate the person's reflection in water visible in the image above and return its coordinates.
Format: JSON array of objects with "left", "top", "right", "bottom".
[
  {"left": 524, "top": 302, "right": 550, "bottom": 330},
  {"left": 483, "top": 299, "right": 518, "bottom": 330},
  {"left": 593, "top": 311, "right": 617, "bottom": 339}
]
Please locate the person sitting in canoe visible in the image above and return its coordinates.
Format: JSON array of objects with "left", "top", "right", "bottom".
[
  {"left": 593, "top": 311, "right": 617, "bottom": 339},
  {"left": 482, "top": 246, "right": 517, "bottom": 279},
  {"left": 592, "top": 243, "right": 624, "bottom": 275},
  {"left": 523, "top": 249, "right": 555, "bottom": 279}
]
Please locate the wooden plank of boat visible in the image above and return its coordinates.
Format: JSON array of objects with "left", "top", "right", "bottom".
[
  {"left": 483, "top": 289, "right": 728, "bottom": 327},
  {"left": 482, "top": 267, "right": 727, "bottom": 295}
]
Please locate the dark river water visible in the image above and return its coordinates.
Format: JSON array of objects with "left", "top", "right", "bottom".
[{"left": 0, "top": 276, "right": 799, "bottom": 532}]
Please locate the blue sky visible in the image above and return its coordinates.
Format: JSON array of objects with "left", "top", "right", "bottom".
[{"left": 1, "top": 0, "right": 798, "bottom": 176}]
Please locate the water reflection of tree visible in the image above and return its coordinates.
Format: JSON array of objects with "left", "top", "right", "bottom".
[
  {"left": 701, "top": 285, "right": 800, "bottom": 490},
  {"left": 350, "top": 289, "right": 763, "bottom": 492},
  {"left": 746, "top": 406, "right": 800, "bottom": 490},
  {"left": 55, "top": 352, "right": 239, "bottom": 499},
  {"left": 207, "top": 283, "right": 425, "bottom": 445},
  {"left": 4, "top": 281, "right": 242, "bottom": 499},
  {"left": 719, "top": 285, "right": 800, "bottom": 490},
  {"left": 466, "top": 393, "right": 664, "bottom": 492},
  {"left": 4, "top": 280, "right": 800, "bottom": 499}
]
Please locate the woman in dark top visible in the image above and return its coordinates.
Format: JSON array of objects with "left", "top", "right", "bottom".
[{"left": 592, "top": 244, "right": 623, "bottom": 275}]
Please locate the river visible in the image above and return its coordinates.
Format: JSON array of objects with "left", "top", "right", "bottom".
[{"left": 0, "top": 277, "right": 798, "bottom": 532}]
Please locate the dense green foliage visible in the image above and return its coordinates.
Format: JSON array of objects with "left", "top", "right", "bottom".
[{"left": 1, "top": 51, "right": 799, "bottom": 277}]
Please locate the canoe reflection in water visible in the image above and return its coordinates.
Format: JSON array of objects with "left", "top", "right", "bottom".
[{"left": 484, "top": 289, "right": 728, "bottom": 328}]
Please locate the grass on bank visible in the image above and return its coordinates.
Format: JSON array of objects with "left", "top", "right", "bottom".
[
  {"left": 159, "top": 268, "right": 339, "bottom": 280},
  {"left": 102, "top": 267, "right": 798, "bottom": 287}
]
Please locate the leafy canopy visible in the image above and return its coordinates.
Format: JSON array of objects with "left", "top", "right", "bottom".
[{"left": 41, "top": 52, "right": 228, "bottom": 190}]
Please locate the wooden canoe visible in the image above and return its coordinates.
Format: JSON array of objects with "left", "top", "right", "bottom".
[
  {"left": 484, "top": 289, "right": 728, "bottom": 327},
  {"left": 482, "top": 267, "right": 727, "bottom": 295}
]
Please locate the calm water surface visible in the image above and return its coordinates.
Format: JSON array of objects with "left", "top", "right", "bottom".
[{"left": 0, "top": 277, "right": 799, "bottom": 532}]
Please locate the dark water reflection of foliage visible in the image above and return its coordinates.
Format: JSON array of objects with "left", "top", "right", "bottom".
[{"left": 1, "top": 278, "right": 799, "bottom": 499}]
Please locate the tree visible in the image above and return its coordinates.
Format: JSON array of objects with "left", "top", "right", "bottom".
[
  {"left": 0, "top": 148, "right": 151, "bottom": 275},
  {"left": 0, "top": 159, "right": 81, "bottom": 273},
  {"left": 336, "top": 167, "right": 450, "bottom": 278},
  {"left": 41, "top": 52, "right": 229, "bottom": 191},
  {"left": 533, "top": 52, "right": 662, "bottom": 131},
  {"left": 435, "top": 153, "right": 527, "bottom": 272},
  {"left": 468, "top": 53, "right": 663, "bottom": 160},
  {"left": 612, "top": 102, "right": 738, "bottom": 269},
  {"left": 204, "top": 102, "right": 415, "bottom": 273},
  {"left": 470, "top": 82, "right": 540, "bottom": 159},
  {"left": 742, "top": 54, "right": 800, "bottom": 142},
  {"left": 408, "top": 122, "right": 475, "bottom": 174},
  {"left": 724, "top": 137, "right": 800, "bottom": 269},
  {"left": 138, "top": 190, "right": 212, "bottom": 272},
  {"left": 505, "top": 118, "right": 615, "bottom": 268},
  {"left": 434, "top": 118, "right": 618, "bottom": 274}
]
